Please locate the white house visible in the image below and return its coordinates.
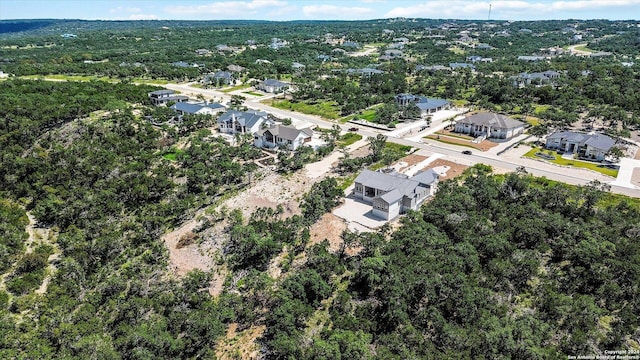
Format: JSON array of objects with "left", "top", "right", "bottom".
[
  {"left": 395, "top": 94, "right": 450, "bottom": 117},
  {"left": 148, "top": 90, "right": 189, "bottom": 106},
  {"left": 170, "top": 102, "right": 226, "bottom": 116},
  {"left": 353, "top": 169, "right": 439, "bottom": 220},
  {"left": 454, "top": 113, "right": 525, "bottom": 140},
  {"left": 545, "top": 131, "right": 616, "bottom": 161},
  {"left": 254, "top": 124, "right": 313, "bottom": 151},
  {"left": 256, "top": 79, "right": 290, "bottom": 93},
  {"left": 217, "top": 110, "right": 273, "bottom": 135}
]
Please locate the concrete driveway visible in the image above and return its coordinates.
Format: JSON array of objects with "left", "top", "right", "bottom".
[{"left": 333, "top": 187, "right": 387, "bottom": 231}]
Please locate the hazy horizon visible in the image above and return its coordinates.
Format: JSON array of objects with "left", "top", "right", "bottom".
[{"left": 1, "top": 0, "right": 639, "bottom": 22}]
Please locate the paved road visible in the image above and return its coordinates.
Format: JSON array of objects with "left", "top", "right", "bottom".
[{"left": 163, "top": 83, "right": 640, "bottom": 198}]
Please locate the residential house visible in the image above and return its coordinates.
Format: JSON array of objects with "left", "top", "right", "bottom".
[
  {"left": 353, "top": 169, "right": 439, "bottom": 220},
  {"left": 291, "top": 62, "right": 306, "bottom": 71},
  {"left": 256, "top": 79, "right": 290, "bottom": 93},
  {"left": 148, "top": 90, "right": 189, "bottom": 106},
  {"left": 342, "top": 41, "right": 360, "bottom": 48},
  {"left": 227, "top": 64, "right": 245, "bottom": 73},
  {"left": 454, "top": 112, "right": 525, "bottom": 140},
  {"left": 195, "top": 48, "right": 211, "bottom": 56},
  {"left": 254, "top": 124, "right": 313, "bottom": 151},
  {"left": 395, "top": 94, "right": 450, "bottom": 117},
  {"left": 170, "top": 102, "right": 226, "bottom": 116},
  {"left": 347, "top": 67, "right": 385, "bottom": 76},
  {"left": 202, "top": 71, "right": 234, "bottom": 86},
  {"left": 517, "top": 55, "right": 546, "bottom": 62},
  {"left": 383, "top": 49, "right": 404, "bottom": 58},
  {"left": 217, "top": 110, "right": 273, "bottom": 135},
  {"left": 449, "top": 62, "right": 476, "bottom": 70},
  {"left": 270, "top": 38, "right": 288, "bottom": 49},
  {"left": 466, "top": 55, "right": 493, "bottom": 63},
  {"left": 511, "top": 70, "right": 560, "bottom": 87},
  {"left": 545, "top": 131, "right": 615, "bottom": 161}
]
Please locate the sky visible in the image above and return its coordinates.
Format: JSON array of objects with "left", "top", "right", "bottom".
[{"left": 1, "top": 0, "right": 639, "bottom": 21}]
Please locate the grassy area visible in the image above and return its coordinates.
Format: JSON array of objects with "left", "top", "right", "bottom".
[
  {"left": 533, "top": 104, "right": 551, "bottom": 115},
  {"left": 337, "top": 174, "right": 358, "bottom": 191},
  {"left": 162, "top": 148, "right": 185, "bottom": 161},
  {"left": 447, "top": 46, "right": 465, "bottom": 54},
  {"left": 523, "top": 147, "right": 618, "bottom": 177},
  {"left": 427, "top": 135, "right": 478, "bottom": 149},
  {"left": 574, "top": 45, "right": 594, "bottom": 53},
  {"left": 269, "top": 99, "right": 340, "bottom": 119},
  {"left": 338, "top": 104, "right": 383, "bottom": 124},
  {"left": 435, "top": 131, "right": 473, "bottom": 140},
  {"left": 20, "top": 74, "right": 112, "bottom": 82},
  {"left": 242, "top": 91, "right": 264, "bottom": 97},
  {"left": 133, "top": 78, "right": 169, "bottom": 85},
  {"left": 337, "top": 133, "right": 362, "bottom": 146},
  {"left": 221, "top": 83, "right": 252, "bottom": 93}
]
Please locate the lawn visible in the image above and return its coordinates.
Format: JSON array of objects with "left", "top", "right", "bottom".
[
  {"left": 221, "top": 83, "right": 252, "bottom": 93},
  {"left": 523, "top": 147, "right": 618, "bottom": 177},
  {"left": 242, "top": 91, "right": 264, "bottom": 97},
  {"left": 339, "top": 104, "right": 383, "bottom": 123},
  {"left": 533, "top": 104, "right": 551, "bottom": 115},
  {"left": 21, "top": 74, "right": 112, "bottom": 82},
  {"left": 269, "top": 99, "right": 340, "bottom": 119},
  {"left": 425, "top": 134, "right": 480, "bottom": 150},
  {"left": 162, "top": 148, "right": 185, "bottom": 161},
  {"left": 574, "top": 45, "right": 594, "bottom": 53},
  {"left": 337, "top": 133, "right": 362, "bottom": 146}
]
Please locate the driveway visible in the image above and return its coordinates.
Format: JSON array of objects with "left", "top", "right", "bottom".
[
  {"left": 611, "top": 157, "right": 640, "bottom": 189},
  {"left": 333, "top": 188, "right": 387, "bottom": 231}
]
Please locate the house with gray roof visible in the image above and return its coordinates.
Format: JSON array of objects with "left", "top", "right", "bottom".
[
  {"left": 353, "top": 168, "right": 439, "bottom": 220},
  {"left": 454, "top": 113, "right": 525, "bottom": 140},
  {"left": 511, "top": 70, "right": 560, "bottom": 87},
  {"left": 256, "top": 79, "right": 290, "bottom": 93},
  {"left": 517, "top": 55, "right": 546, "bottom": 62},
  {"left": 254, "top": 124, "right": 313, "bottom": 151},
  {"left": 346, "top": 67, "right": 385, "bottom": 77},
  {"left": 449, "top": 62, "right": 476, "bottom": 70},
  {"left": 202, "top": 71, "right": 234, "bottom": 86},
  {"left": 545, "top": 131, "right": 616, "bottom": 161},
  {"left": 170, "top": 102, "right": 226, "bottom": 116},
  {"left": 148, "top": 90, "right": 189, "bottom": 106},
  {"left": 217, "top": 110, "right": 273, "bottom": 135},
  {"left": 395, "top": 94, "right": 450, "bottom": 117}
]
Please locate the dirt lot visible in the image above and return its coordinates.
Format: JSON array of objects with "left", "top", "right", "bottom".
[
  {"left": 309, "top": 213, "right": 348, "bottom": 252},
  {"left": 423, "top": 158, "right": 469, "bottom": 180}
]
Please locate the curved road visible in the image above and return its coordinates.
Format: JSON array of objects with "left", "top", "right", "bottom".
[{"left": 163, "top": 83, "right": 640, "bottom": 198}]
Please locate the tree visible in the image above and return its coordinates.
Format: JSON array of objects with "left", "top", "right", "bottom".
[
  {"left": 367, "top": 134, "right": 387, "bottom": 161},
  {"left": 230, "top": 94, "right": 246, "bottom": 109},
  {"left": 529, "top": 124, "right": 548, "bottom": 142}
]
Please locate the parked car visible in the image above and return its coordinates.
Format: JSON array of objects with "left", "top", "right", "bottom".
[
  {"left": 348, "top": 127, "right": 359, "bottom": 132},
  {"left": 462, "top": 150, "right": 472, "bottom": 155}
]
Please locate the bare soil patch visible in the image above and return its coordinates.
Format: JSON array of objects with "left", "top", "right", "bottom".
[
  {"left": 427, "top": 130, "right": 498, "bottom": 152},
  {"left": 215, "top": 324, "right": 266, "bottom": 360},
  {"left": 162, "top": 219, "right": 215, "bottom": 277},
  {"left": 423, "top": 159, "right": 469, "bottom": 180},
  {"left": 309, "top": 213, "right": 348, "bottom": 252},
  {"left": 397, "top": 154, "right": 428, "bottom": 172}
]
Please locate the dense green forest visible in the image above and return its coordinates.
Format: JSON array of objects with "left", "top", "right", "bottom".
[{"left": 1, "top": 18, "right": 640, "bottom": 358}]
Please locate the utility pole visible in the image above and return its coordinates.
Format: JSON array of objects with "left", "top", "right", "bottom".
[{"left": 488, "top": 3, "right": 492, "bottom": 20}]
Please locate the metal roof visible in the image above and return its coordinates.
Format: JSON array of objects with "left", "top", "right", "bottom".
[{"left": 457, "top": 112, "right": 524, "bottom": 130}]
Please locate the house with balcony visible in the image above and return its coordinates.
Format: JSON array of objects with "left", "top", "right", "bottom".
[
  {"left": 217, "top": 110, "right": 273, "bottom": 135},
  {"left": 545, "top": 131, "right": 615, "bottom": 161},
  {"left": 254, "top": 124, "right": 313, "bottom": 151},
  {"left": 148, "top": 90, "right": 189, "bottom": 106},
  {"left": 353, "top": 169, "right": 439, "bottom": 220},
  {"left": 395, "top": 93, "right": 450, "bottom": 117},
  {"left": 256, "top": 79, "right": 290, "bottom": 93},
  {"left": 170, "top": 102, "right": 226, "bottom": 116},
  {"left": 454, "top": 113, "right": 525, "bottom": 140}
]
